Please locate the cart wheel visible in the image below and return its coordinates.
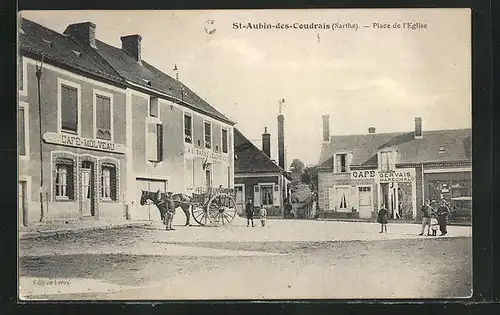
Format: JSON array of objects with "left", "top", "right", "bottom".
[
  {"left": 207, "top": 193, "right": 237, "bottom": 226},
  {"left": 191, "top": 204, "right": 209, "bottom": 226}
]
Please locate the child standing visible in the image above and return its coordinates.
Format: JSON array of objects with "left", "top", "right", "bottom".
[
  {"left": 430, "top": 214, "right": 439, "bottom": 236},
  {"left": 377, "top": 204, "right": 389, "bottom": 233},
  {"left": 259, "top": 206, "right": 267, "bottom": 227}
]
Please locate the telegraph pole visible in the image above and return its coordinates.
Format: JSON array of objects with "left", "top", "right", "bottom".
[{"left": 36, "top": 55, "right": 45, "bottom": 222}]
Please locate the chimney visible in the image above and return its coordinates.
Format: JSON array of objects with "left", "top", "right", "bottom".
[
  {"left": 262, "top": 127, "right": 271, "bottom": 158},
  {"left": 322, "top": 115, "right": 330, "bottom": 142},
  {"left": 278, "top": 114, "right": 285, "bottom": 170},
  {"left": 120, "top": 35, "right": 142, "bottom": 63},
  {"left": 414, "top": 117, "right": 423, "bottom": 138},
  {"left": 368, "top": 127, "right": 376, "bottom": 134},
  {"left": 64, "top": 22, "right": 97, "bottom": 49}
]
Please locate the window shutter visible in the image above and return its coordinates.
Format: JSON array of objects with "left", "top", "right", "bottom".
[
  {"left": 333, "top": 154, "right": 337, "bottom": 173},
  {"left": 157, "top": 124, "right": 163, "bottom": 161},
  {"left": 273, "top": 185, "right": 280, "bottom": 206},
  {"left": 253, "top": 185, "right": 260, "bottom": 206},
  {"left": 96, "top": 95, "right": 111, "bottom": 140},
  {"left": 110, "top": 167, "right": 117, "bottom": 201},
  {"left": 18, "top": 107, "right": 25, "bottom": 155},
  {"left": 67, "top": 164, "right": 74, "bottom": 199},
  {"left": 146, "top": 122, "right": 157, "bottom": 161},
  {"left": 346, "top": 153, "right": 353, "bottom": 172},
  {"left": 391, "top": 151, "right": 397, "bottom": 170},
  {"left": 61, "top": 85, "right": 78, "bottom": 132}
]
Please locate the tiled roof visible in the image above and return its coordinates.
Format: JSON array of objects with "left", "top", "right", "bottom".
[
  {"left": 318, "top": 128, "right": 471, "bottom": 169},
  {"left": 94, "top": 40, "right": 234, "bottom": 125},
  {"left": 234, "top": 128, "right": 287, "bottom": 175},
  {"left": 19, "top": 19, "right": 125, "bottom": 86}
]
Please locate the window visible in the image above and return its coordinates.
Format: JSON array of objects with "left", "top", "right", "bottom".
[
  {"left": 336, "top": 187, "right": 349, "bottom": 209},
  {"left": 184, "top": 114, "right": 192, "bottom": 143},
  {"left": 260, "top": 185, "right": 273, "bottom": 206},
  {"left": 149, "top": 97, "right": 159, "bottom": 117},
  {"left": 146, "top": 122, "right": 163, "bottom": 162},
  {"left": 55, "top": 163, "right": 74, "bottom": 199},
  {"left": 96, "top": 93, "right": 112, "bottom": 140},
  {"left": 101, "top": 165, "right": 117, "bottom": 200},
  {"left": 61, "top": 84, "right": 79, "bottom": 133},
  {"left": 380, "top": 151, "right": 393, "bottom": 171},
  {"left": 222, "top": 128, "right": 228, "bottom": 153},
  {"left": 335, "top": 153, "right": 348, "bottom": 173},
  {"left": 204, "top": 121, "right": 212, "bottom": 149},
  {"left": 18, "top": 105, "right": 26, "bottom": 156}
]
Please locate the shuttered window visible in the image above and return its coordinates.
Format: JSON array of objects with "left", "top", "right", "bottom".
[
  {"left": 96, "top": 94, "right": 111, "bottom": 140},
  {"left": 157, "top": 124, "right": 163, "bottom": 161},
  {"left": 204, "top": 122, "right": 212, "bottom": 149},
  {"left": 61, "top": 84, "right": 78, "bottom": 133},
  {"left": 55, "top": 162, "right": 74, "bottom": 200},
  {"left": 146, "top": 122, "right": 163, "bottom": 162},
  {"left": 222, "top": 128, "right": 228, "bottom": 153},
  {"left": 18, "top": 107, "right": 25, "bottom": 156},
  {"left": 101, "top": 165, "right": 117, "bottom": 201},
  {"left": 184, "top": 114, "right": 192, "bottom": 143},
  {"left": 260, "top": 185, "right": 273, "bottom": 206}
]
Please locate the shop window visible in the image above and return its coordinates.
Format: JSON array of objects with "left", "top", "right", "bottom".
[
  {"left": 146, "top": 122, "right": 163, "bottom": 162},
  {"left": 204, "top": 121, "right": 212, "bottom": 149},
  {"left": 222, "top": 128, "right": 228, "bottom": 153},
  {"left": 149, "top": 97, "right": 159, "bottom": 118},
  {"left": 60, "top": 84, "right": 79, "bottom": 133},
  {"left": 96, "top": 93, "right": 112, "bottom": 140},
  {"left": 101, "top": 165, "right": 117, "bottom": 201},
  {"left": 260, "top": 185, "right": 273, "bottom": 206},
  {"left": 184, "top": 114, "right": 192, "bottom": 143},
  {"left": 55, "top": 162, "right": 74, "bottom": 200}
]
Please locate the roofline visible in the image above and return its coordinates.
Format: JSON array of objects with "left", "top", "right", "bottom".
[
  {"left": 125, "top": 79, "right": 236, "bottom": 126},
  {"left": 20, "top": 47, "right": 128, "bottom": 89},
  {"left": 317, "top": 160, "right": 472, "bottom": 171},
  {"left": 327, "top": 128, "right": 472, "bottom": 140}
]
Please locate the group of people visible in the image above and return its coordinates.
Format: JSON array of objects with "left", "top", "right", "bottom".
[
  {"left": 245, "top": 198, "right": 267, "bottom": 227},
  {"left": 377, "top": 199, "right": 451, "bottom": 236}
]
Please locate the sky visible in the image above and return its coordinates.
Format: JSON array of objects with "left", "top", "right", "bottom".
[{"left": 21, "top": 9, "right": 471, "bottom": 166}]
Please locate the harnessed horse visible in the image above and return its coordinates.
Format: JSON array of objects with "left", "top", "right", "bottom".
[{"left": 139, "top": 190, "right": 192, "bottom": 226}]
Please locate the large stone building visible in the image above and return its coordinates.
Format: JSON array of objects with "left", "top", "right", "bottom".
[
  {"left": 317, "top": 115, "right": 471, "bottom": 221},
  {"left": 18, "top": 18, "right": 235, "bottom": 226}
]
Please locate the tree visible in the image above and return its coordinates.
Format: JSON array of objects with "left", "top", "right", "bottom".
[
  {"left": 290, "top": 159, "right": 305, "bottom": 173},
  {"left": 301, "top": 165, "right": 319, "bottom": 191}
]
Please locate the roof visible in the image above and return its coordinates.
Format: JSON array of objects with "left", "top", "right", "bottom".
[
  {"left": 94, "top": 40, "right": 234, "bottom": 125},
  {"left": 234, "top": 128, "right": 289, "bottom": 176},
  {"left": 19, "top": 19, "right": 125, "bottom": 86},
  {"left": 318, "top": 128, "right": 472, "bottom": 169}
]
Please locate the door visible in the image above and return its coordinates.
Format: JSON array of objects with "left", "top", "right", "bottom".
[
  {"left": 358, "top": 186, "right": 372, "bottom": 219},
  {"left": 80, "top": 169, "right": 94, "bottom": 217},
  {"left": 205, "top": 169, "right": 212, "bottom": 190},
  {"left": 234, "top": 185, "right": 244, "bottom": 215},
  {"left": 19, "top": 181, "right": 27, "bottom": 227}
]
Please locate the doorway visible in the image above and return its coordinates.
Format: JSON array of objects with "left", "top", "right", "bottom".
[
  {"left": 80, "top": 162, "right": 95, "bottom": 217},
  {"left": 19, "top": 181, "right": 28, "bottom": 227},
  {"left": 358, "top": 186, "right": 372, "bottom": 219},
  {"left": 381, "top": 182, "right": 400, "bottom": 219},
  {"left": 234, "top": 184, "right": 244, "bottom": 215}
]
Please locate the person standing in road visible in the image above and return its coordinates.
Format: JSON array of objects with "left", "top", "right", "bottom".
[
  {"left": 245, "top": 198, "right": 255, "bottom": 227},
  {"left": 165, "top": 192, "right": 176, "bottom": 231},
  {"left": 419, "top": 199, "right": 434, "bottom": 236},
  {"left": 377, "top": 203, "right": 389, "bottom": 233},
  {"left": 259, "top": 206, "right": 267, "bottom": 227},
  {"left": 436, "top": 199, "right": 451, "bottom": 236}
]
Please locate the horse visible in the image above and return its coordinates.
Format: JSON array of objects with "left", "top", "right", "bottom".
[{"left": 139, "top": 190, "right": 193, "bottom": 226}]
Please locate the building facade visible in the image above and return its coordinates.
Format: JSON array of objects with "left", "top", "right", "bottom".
[
  {"left": 317, "top": 116, "right": 471, "bottom": 221},
  {"left": 234, "top": 128, "right": 290, "bottom": 216},
  {"left": 18, "top": 18, "right": 235, "bottom": 226}
]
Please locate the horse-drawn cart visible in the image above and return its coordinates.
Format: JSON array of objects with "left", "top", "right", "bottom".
[
  {"left": 189, "top": 187, "right": 237, "bottom": 226},
  {"left": 140, "top": 186, "right": 238, "bottom": 227}
]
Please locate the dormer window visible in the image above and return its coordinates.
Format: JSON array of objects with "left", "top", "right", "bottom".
[
  {"left": 380, "top": 151, "right": 396, "bottom": 171},
  {"left": 438, "top": 146, "right": 445, "bottom": 153},
  {"left": 334, "top": 153, "right": 350, "bottom": 173}
]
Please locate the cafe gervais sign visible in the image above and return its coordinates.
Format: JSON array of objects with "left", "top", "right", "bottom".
[
  {"left": 351, "top": 169, "right": 415, "bottom": 182},
  {"left": 43, "top": 132, "right": 126, "bottom": 154}
]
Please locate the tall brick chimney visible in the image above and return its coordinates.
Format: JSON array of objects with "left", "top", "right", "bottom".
[
  {"left": 64, "top": 22, "right": 97, "bottom": 49},
  {"left": 414, "top": 117, "right": 423, "bottom": 138},
  {"left": 262, "top": 127, "right": 271, "bottom": 158},
  {"left": 322, "top": 115, "right": 330, "bottom": 142},
  {"left": 120, "top": 35, "right": 142, "bottom": 63},
  {"left": 278, "top": 115, "right": 285, "bottom": 170}
]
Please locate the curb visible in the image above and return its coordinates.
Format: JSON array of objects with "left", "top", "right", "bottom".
[{"left": 19, "top": 222, "right": 153, "bottom": 240}]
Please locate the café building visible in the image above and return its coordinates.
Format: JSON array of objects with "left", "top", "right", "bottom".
[{"left": 317, "top": 116, "right": 471, "bottom": 220}]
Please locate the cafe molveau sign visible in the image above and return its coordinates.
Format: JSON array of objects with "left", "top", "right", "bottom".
[
  {"left": 43, "top": 132, "right": 126, "bottom": 154},
  {"left": 351, "top": 169, "right": 415, "bottom": 182}
]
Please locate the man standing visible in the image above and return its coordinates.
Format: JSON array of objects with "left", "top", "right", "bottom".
[
  {"left": 419, "top": 199, "right": 434, "bottom": 236},
  {"left": 436, "top": 200, "right": 451, "bottom": 236},
  {"left": 245, "top": 198, "right": 255, "bottom": 227},
  {"left": 165, "top": 192, "right": 176, "bottom": 231}
]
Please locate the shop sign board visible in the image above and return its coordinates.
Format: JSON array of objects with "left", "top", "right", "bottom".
[
  {"left": 43, "top": 132, "right": 126, "bottom": 154},
  {"left": 184, "top": 145, "right": 228, "bottom": 162},
  {"left": 351, "top": 169, "right": 416, "bottom": 183}
]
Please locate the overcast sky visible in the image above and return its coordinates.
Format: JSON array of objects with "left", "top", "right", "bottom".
[{"left": 21, "top": 9, "right": 471, "bottom": 166}]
